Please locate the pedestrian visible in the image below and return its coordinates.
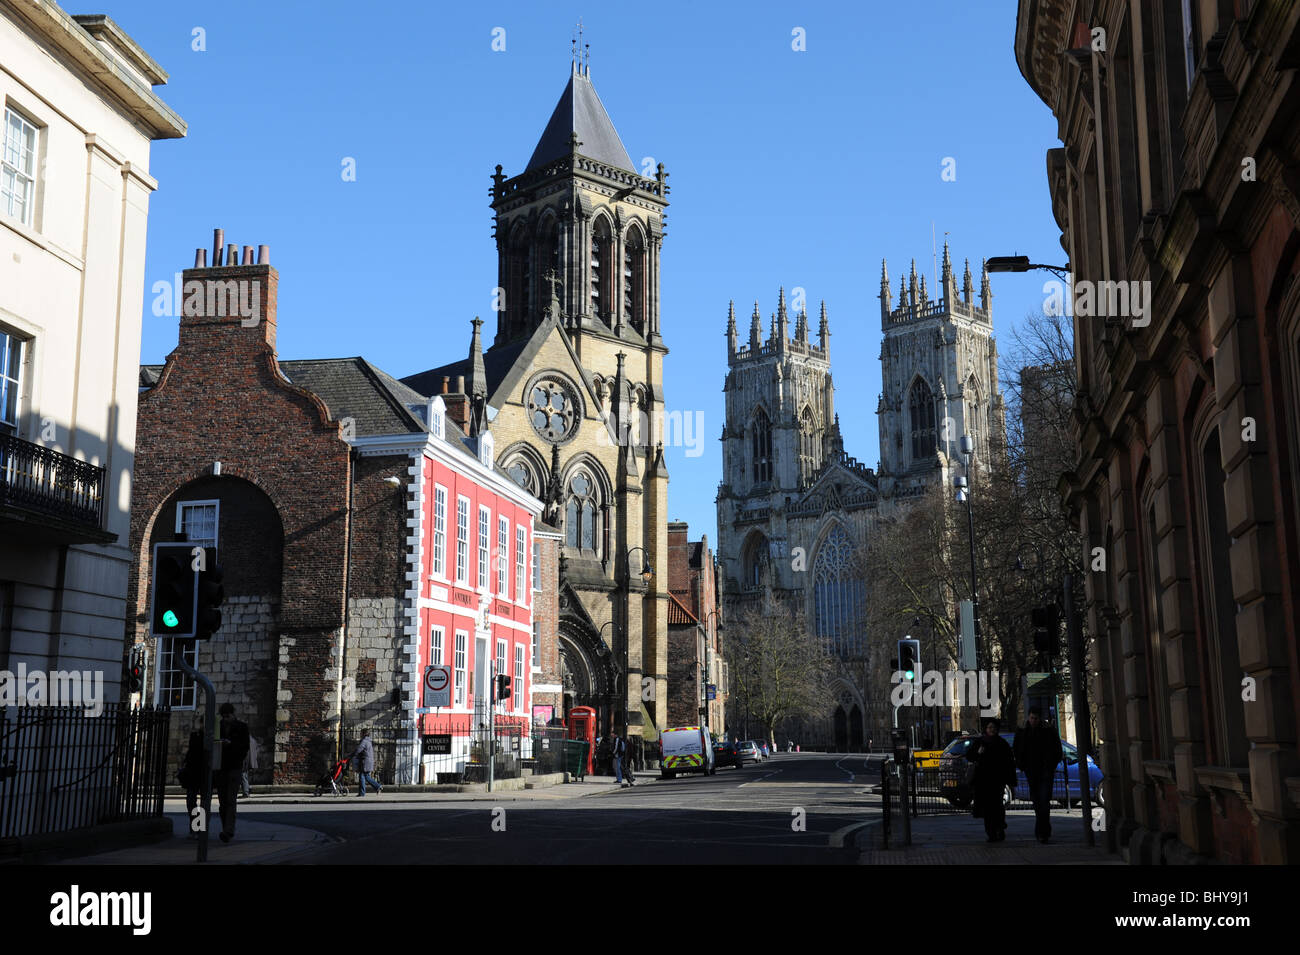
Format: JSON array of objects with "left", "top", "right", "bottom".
[
  {"left": 966, "top": 718, "right": 1015, "bottom": 842},
  {"left": 179, "top": 728, "right": 204, "bottom": 838},
  {"left": 351, "top": 729, "right": 383, "bottom": 796},
  {"left": 1014, "top": 706, "right": 1064, "bottom": 843},
  {"left": 610, "top": 729, "right": 628, "bottom": 787},
  {"left": 595, "top": 733, "right": 611, "bottom": 777},
  {"left": 241, "top": 735, "right": 259, "bottom": 798},
  {"left": 215, "top": 703, "right": 250, "bottom": 844}
]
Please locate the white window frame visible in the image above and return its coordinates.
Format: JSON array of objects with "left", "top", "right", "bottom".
[
  {"left": 175, "top": 499, "right": 219, "bottom": 548},
  {"left": 515, "top": 526, "right": 527, "bottom": 603},
  {"left": 0, "top": 330, "right": 26, "bottom": 434},
  {"left": 532, "top": 620, "right": 540, "bottom": 668},
  {"left": 477, "top": 505, "right": 490, "bottom": 590},
  {"left": 455, "top": 495, "right": 470, "bottom": 584},
  {"left": 496, "top": 638, "right": 508, "bottom": 699},
  {"left": 514, "top": 644, "right": 524, "bottom": 711},
  {"left": 497, "top": 516, "right": 509, "bottom": 597},
  {"left": 533, "top": 540, "right": 541, "bottom": 592},
  {"left": 454, "top": 630, "right": 467, "bottom": 706},
  {"left": 2, "top": 107, "right": 38, "bottom": 228},
  {"left": 431, "top": 625, "right": 444, "bottom": 667},
  {"left": 432, "top": 485, "right": 447, "bottom": 579}
]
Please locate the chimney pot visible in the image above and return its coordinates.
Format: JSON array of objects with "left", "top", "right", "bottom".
[
  {"left": 456, "top": 375, "right": 465, "bottom": 394},
  {"left": 441, "top": 376, "right": 449, "bottom": 394},
  {"left": 213, "top": 228, "right": 224, "bottom": 266},
  {"left": 195, "top": 248, "right": 207, "bottom": 268},
  {"left": 243, "top": 245, "right": 254, "bottom": 265},
  {"left": 227, "top": 244, "right": 238, "bottom": 267},
  {"left": 258, "top": 244, "right": 270, "bottom": 265}
]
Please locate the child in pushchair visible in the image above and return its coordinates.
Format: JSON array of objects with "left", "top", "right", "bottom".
[{"left": 314, "top": 758, "right": 350, "bottom": 796}]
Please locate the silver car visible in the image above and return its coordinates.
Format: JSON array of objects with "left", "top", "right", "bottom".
[{"left": 734, "top": 740, "right": 759, "bottom": 765}]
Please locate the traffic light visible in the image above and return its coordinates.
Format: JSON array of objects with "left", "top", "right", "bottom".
[
  {"left": 128, "top": 644, "right": 145, "bottom": 694},
  {"left": 196, "top": 559, "right": 224, "bottom": 639},
  {"left": 496, "top": 673, "right": 512, "bottom": 701},
  {"left": 897, "top": 638, "right": 920, "bottom": 682},
  {"left": 151, "top": 543, "right": 197, "bottom": 638},
  {"left": 1032, "top": 604, "right": 1059, "bottom": 655}
]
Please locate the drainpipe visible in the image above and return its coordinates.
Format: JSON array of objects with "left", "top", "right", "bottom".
[{"left": 336, "top": 448, "right": 356, "bottom": 764}]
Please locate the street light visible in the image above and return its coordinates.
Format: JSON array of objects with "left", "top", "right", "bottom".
[
  {"left": 955, "top": 435, "right": 981, "bottom": 668},
  {"left": 703, "top": 609, "right": 721, "bottom": 731},
  {"left": 985, "top": 255, "right": 1071, "bottom": 281}
]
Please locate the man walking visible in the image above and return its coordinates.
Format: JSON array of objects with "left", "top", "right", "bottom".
[
  {"left": 1014, "top": 706, "right": 1064, "bottom": 843},
  {"left": 967, "top": 718, "right": 1015, "bottom": 842},
  {"left": 352, "top": 729, "right": 383, "bottom": 797},
  {"left": 611, "top": 729, "right": 627, "bottom": 787},
  {"left": 215, "top": 703, "right": 249, "bottom": 844}
]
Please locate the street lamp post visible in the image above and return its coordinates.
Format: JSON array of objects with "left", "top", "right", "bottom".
[
  {"left": 704, "top": 610, "right": 721, "bottom": 733},
  {"left": 954, "top": 434, "right": 981, "bottom": 667}
]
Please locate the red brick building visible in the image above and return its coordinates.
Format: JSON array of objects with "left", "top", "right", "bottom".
[
  {"left": 131, "top": 231, "right": 555, "bottom": 783},
  {"left": 666, "top": 522, "right": 725, "bottom": 732}
]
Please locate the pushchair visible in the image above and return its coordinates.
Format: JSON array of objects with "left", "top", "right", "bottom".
[{"left": 314, "top": 758, "right": 350, "bottom": 797}]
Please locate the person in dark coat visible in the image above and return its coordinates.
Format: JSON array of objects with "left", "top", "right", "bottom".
[
  {"left": 351, "top": 729, "right": 383, "bottom": 796},
  {"left": 1014, "top": 706, "right": 1064, "bottom": 843},
  {"left": 966, "top": 718, "right": 1016, "bottom": 842},
  {"left": 215, "top": 703, "right": 250, "bottom": 843},
  {"left": 179, "top": 728, "right": 204, "bottom": 838}
]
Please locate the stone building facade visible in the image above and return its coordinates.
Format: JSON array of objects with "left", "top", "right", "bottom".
[
  {"left": 1016, "top": 0, "right": 1300, "bottom": 863},
  {"left": 716, "top": 251, "right": 1005, "bottom": 749},
  {"left": 401, "top": 58, "right": 671, "bottom": 744}
]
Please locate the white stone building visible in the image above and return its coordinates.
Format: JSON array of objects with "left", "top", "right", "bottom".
[{"left": 0, "top": 2, "right": 184, "bottom": 703}]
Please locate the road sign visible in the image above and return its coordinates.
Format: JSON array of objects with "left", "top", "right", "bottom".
[
  {"left": 706, "top": 684, "right": 716, "bottom": 701},
  {"left": 422, "top": 734, "right": 452, "bottom": 755},
  {"left": 423, "top": 665, "right": 451, "bottom": 708}
]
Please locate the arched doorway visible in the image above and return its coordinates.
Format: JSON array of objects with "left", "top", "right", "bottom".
[
  {"left": 557, "top": 618, "right": 617, "bottom": 736},
  {"left": 849, "top": 704, "right": 864, "bottom": 751},
  {"left": 833, "top": 707, "right": 848, "bottom": 752}
]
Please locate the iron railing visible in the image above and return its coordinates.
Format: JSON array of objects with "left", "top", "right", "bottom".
[
  {"left": 0, "top": 704, "right": 171, "bottom": 839},
  {"left": 0, "top": 432, "right": 105, "bottom": 529}
]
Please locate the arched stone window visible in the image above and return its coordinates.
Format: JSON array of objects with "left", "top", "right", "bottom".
[
  {"left": 590, "top": 218, "right": 613, "bottom": 322},
  {"left": 624, "top": 226, "right": 645, "bottom": 334},
  {"left": 909, "top": 377, "right": 936, "bottom": 461},
  {"left": 564, "top": 465, "right": 605, "bottom": 558},
  {"left": 799, "top": 406, "right": 817, "bottom": 485},
  {"left": 502, "top": 449, "right": 543, "bottom": 497},
  {"left": 537, "top": 219, "right": 561, "bottom": 314},
  {"left": 507, "top": 223, "right": 532, "bottom": 337},
  {"left": 965, "top": 375, "right": 982, "bottom": 456},
  {"left": 742, "top": 532, "right": 769, "bottom": 591},
  {"left": 751, "top": 407, "right": 772, "bottom": 484},
  {"left": 813, "top": 525, "right": 864, "bottom": 658}
]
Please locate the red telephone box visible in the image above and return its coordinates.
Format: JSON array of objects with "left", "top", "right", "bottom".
[{"left": 567, "top": 706, "right": 596, "bottom": 776}]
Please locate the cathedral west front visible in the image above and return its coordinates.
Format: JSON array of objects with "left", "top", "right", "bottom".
[{"left": 716, "top": 247, "right": 1006, "bottom": 750}]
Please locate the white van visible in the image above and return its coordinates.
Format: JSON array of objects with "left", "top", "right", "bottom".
[{"left": 659, "top": 725, "right": 715, "bottom": 778}]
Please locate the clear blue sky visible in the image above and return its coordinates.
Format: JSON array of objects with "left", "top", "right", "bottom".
[{"left": 120, "top": 0, "right": 1062, "bottom": 545}]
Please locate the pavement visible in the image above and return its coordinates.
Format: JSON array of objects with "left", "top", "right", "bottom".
[{"left": 851, "top": 807, "right": 1121, "bottom": 865}]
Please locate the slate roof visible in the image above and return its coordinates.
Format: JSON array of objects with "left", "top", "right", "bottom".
[
  {"left": 400, "top": 336, "right": 530, "bottom": 401},
  {"left": 139, "top": 357, "right": 428, "bottom": 438},
  {"left": 526, "top": 65, "right": 634, "bottom": 173}
]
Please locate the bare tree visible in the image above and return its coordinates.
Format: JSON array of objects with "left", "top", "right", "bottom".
[{"left": 725, "top": 594, "right": 837, "bottom": 749}]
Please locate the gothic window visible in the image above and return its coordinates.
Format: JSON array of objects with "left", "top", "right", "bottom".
[
  {"left": 538, "top": 219, "right": 561, "bottom": 308},
  {"left": 909, "top": 377, "right": 936, "bottom": 462},
  {"left": 564, "top": 466, "right": 604, "bottom": 559},
  {"left": 507, "top": 224, "right": 531, "bottom": 337},
  {"left": 623, "top": 227, "right": 645, "bottom": 334},
  {"left": 751, "top": 407, "right": 772, "bottom": 484},
  {"left": 798, "top": 407, "right": 817, "bottom": 485},
  {"left": 590, "top": 218, "right": 613, "bottom": 322},
  {"left": 527, "top": 376, "right": 579, "bottom": 444},
  {"left": 813, "top": 525, "right": 864, "bottom": 659},
  {"left": 742, "top": 533, "right": 769, "bottom": 591},
  {"left": 502, "top": 452, "right": 541, "bottom": 496}
]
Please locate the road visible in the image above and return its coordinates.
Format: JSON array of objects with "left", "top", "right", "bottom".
[{"left": 238, "top": 753, "right": 883, "bottom": 864}]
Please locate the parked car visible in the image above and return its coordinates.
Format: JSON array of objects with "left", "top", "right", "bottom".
[
  {"left": 749, "top": 740, "right": 767, "bottom": 761},
  {"left": 734, "top": 740, "right": 759, "bottom": 764},
  {"left": 713, "top": 740, "right": 741, "bottom": 769},
  {"left": 937, "top": 732, "right": 1104, "bottom": 809},
  {"left": 659, "top": 725, "right": 716, "bottom": 778}
]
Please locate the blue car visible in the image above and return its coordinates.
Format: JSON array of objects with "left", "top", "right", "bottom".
[{"left": 938, "top": 732, "right": 1105, "bottom": 808}]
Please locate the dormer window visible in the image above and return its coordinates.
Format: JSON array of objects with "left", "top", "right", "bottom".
[
  {"left": 430, "top": 395, "right": 446, "bottom": 439},
  {"left": 479, "top": 431, "right": 495, "bottom": 468}
]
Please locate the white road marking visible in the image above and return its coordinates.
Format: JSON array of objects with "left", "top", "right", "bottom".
[{"left": 738, "top": 769, "right": 782, "bottom": 787}]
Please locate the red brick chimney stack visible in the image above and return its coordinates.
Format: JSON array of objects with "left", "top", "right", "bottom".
[{"left": 176, "top": 226, "right": 279, "bottom": 353}]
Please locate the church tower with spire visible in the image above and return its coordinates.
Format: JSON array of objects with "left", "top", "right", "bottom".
[{"left": 402, "top": 45, "right": 671, "bottom": 745}]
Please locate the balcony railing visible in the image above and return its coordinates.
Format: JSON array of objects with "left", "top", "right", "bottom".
[{"left": 0, "top": 432, "right": 105, "bottom": 531}]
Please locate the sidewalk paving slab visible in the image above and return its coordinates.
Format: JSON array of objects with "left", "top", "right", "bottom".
[
  {"left": 854, "top": 809, "right": 1121, "bottom": 865},
  {"left": 55, "top": 814, "right": 334, "bottom": 866}
]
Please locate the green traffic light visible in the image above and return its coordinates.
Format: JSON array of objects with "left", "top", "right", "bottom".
[
  {"left": 163, "top": 610, "right": 179, "bottom": 628},
  {"left": 905, "top": 669, "right": 915, "bottom": 680}
]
